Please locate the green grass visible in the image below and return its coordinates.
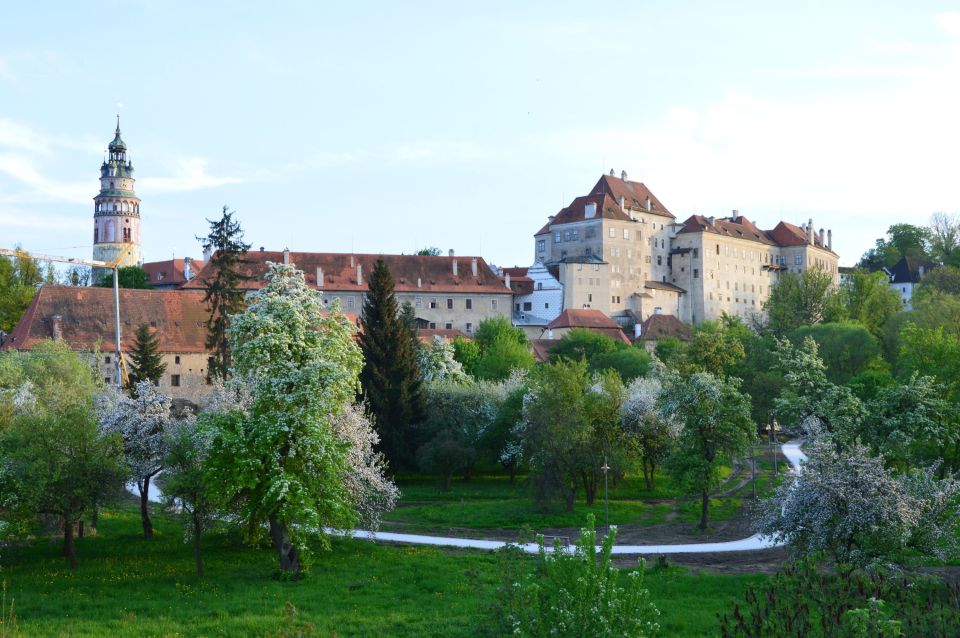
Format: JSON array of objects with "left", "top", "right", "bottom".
[{"left": 1, "top": 506, "right": 766, "bottom": 637}]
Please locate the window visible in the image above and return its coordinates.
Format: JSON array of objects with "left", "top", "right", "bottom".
[
  {"left": 794, "top": 255, "right": 802, "bottom": 265},
  {"left": 171, "top": 374, "right": 181, "bottom": 387},
  {"left": 523, "top": 302, "right": 532, "bottom": 311},
  {"left": 430, "top": 298, "right": 438, "bottom": 309},
  {"left": 544, "top": 302, "right": 549, "bottom": 309},
  {"left": 694, "top": 269, "right": 699, "bottom": 279},
  {"left": 657, "top": 255, "right": 662, "bottom": 266},
  {"left": 175, "top": 356, "right": 181, "bottom": 364},
  {"left": 609, "top": 227, "right": 616, "bottom": 238},
  {"left": 564, "top": 230, "right": 571, "bottom": 241},
  {"left": 465, "top": 298, "right": 472, "bottom": 310},
  {"left": 415, "top": 296, "right": 422, "bottom": 308},
  {"left": 429, "top": 322, "right": 436, "bottom": 329},
  {"left": 445, "top": 323, "right": 453, "bottom": 330},
  {"left": 491, "top": 299, "right": 498, "bottom": 309},
  {"left": 205, "top": 376, "right": 212, "bottom": 385},
  {"left": 588, "top": 293, "right": 593, "bottom": 302},
  {"left": 446, "top": 298, "right": 453, "bottom": 310},
  {"left": 716, "top": 244, "right": 721, "bottom": 255},
  {"left": 466, "top": 322, "right": 473, "bottom": 332},
  {"left": 636, "top": 230, "right": 642, "bottom": 240},
  {"left": 623, "top": 229, "right": 629, "bottom": 239},
  {"left": 693, "top": 248, "right": 698, "bottom": 258},
  {"left": 347, "top": 297, "right": 355, "bottom": 309},
  {"left": 571, "top": 229, "right": 579, "bottom": 240},
  {"left": 593, "top": 264, "right": 599, "bottom": 271},
  {"left": 104, "top": 377, "right": 111, "bottom": 384},
  {"left": 537, "top": 240, "right": 545, "bottom": 252},
  {"left": 555, "top": 232, "right": 561, "bottom": 243},
  {"left": 104, "top": 355, "right": 111, "bottom": 364}
]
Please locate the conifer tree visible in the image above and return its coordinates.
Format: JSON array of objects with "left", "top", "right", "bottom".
[
  {"left": 127, "top": 323, "right": 166, "bottom": 392},
  {"left": 358, "top": 258, "right": 425, "bottom": 471},
  {"left": 197, "top": 206, "right": 251, "bottom": 381}
]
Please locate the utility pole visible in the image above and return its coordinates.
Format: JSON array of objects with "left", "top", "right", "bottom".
[{"left": 601, "top": 457, "right": 610, "bottom": 535}]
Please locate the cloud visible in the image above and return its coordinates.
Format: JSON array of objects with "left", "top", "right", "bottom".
[
  {"left": 0, "top": 209, "right": 87, "bottom": 231},
  {"left": 138, "top": 157, "right": 243, "bottom": 193},
  {"left": 0, "top": 153, "right": 91, "bottom": 203},
  {"left": 936, "top": 12, "right": 960, "bottom": 38}
]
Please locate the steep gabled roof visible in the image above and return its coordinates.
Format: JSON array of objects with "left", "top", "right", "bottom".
[
  {"left": 591, "top": 174, "right": 674, "bottom": 218},
  {"left": 887, "top": 256, "right": 937, "bottom": 284},
  {"left": 676, "top": 214, "right": 776, "bottom": 246},
  {"left": 548, "top": 308, "right": 621, "bottom": 330},
  {"left": 638, "top": 314, "right": 693, "bottom": 341},
  {"left": 142, "top": 258, "right": 205, "bottom": 288},
  {"left": 535, "top": 193, "right": 631, "bottom": 235},
  {"left": 184, "top": 252, "right": 512, "bottom": 295}
]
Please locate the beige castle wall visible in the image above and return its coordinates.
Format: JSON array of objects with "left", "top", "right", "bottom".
[{"left": 96, "top": 351, "right": 212, "bottom": 406}]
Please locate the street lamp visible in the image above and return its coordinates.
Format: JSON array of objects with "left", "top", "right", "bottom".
[{"left": 601, "top": 457, "right": 610, "bottom": 535}]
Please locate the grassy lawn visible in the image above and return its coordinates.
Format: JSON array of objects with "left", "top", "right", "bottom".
[{"left": 1, "top": 507, "right": 765, "bottom": 637}]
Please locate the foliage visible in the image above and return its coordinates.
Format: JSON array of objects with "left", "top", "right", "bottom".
[
  {"left": 719, "top": 555, "right": 960, "bottom": 637},
  {"left": 487, "top": 517, "right": 660, "bottom": 638},
  {"left": 196, "top": 206, "right": 252, "bottom": 381},
  {"left": 832, "top": 269, "right": 903, "bottom": 336},
  {"left": 94, "top": 265, "right": 149, "bottom": 289},
  {"left": 204, "top": 262, "right": 367, "bottom": 576},
  {"left": 451, "top": 336, "right": 481, "bottom": 375},
  {"left": 485, "top": 375, "right": 529, "bottom": 482},
  {"left": 622, "top": 376, "right": 676, "bottom": 489},
  {"left": 858, "top": 223, "right": 932, "bottom": 270},
  {"left": 653, "top": 337, "right": 686, "bottom": 368},
  {"left": 126, "top": 323, "right": 167, "bottom": 390},
  {"left": 0, "top": 402, "right": 125, "bottom": 570},
  {"left": 473, "top": 315, "right": 528, "bottom": 350},
  {"left": 929, "top": 211, "right": 960, "bottom": 265},
  {"left": 659, "top": 371, "right": 754, "bottom": 530},
  {"left": 549, "top": 328, "right": 651, "bottom": 381},
  {"left": 916, "top": 264, "right": 960, "bottom": 297},
  {"left": 790, "top": 323, "right": 883, "bottom": 385},
  {"left": 97, "top": 381, "right": 172, "bottom": 538},
  {"left": 359, "top": 257, "right": 425, "bottom": 471},
  {"left": 764, "top": 268, "right": 837, "bottom": 335},
  {"left": 591, "top": 346, "right": 652, "bottom": 381},
  {"left": 417, "top": 336, "right": 468, "bottom": 385},
  {"left": 160, "top": 415, "right": 214, "bottom": 576},
  {"left": 474, "top": 333, "right": 535, "bottom": 381},
  {"left": 416, "top": 246, "right": 443, "bottom": 256},
  {"left": 684, "top": 317, "right": 747, "bottom": 376},
  {"left": 757, "top": 437, "right": 960, "bottom": 567},
  {"left": 416, "top": 429, "right": 476, "bottom": 492},
  {"left": 0, "top": 248, "right": 42, "bottom": 334},
  {"left": 0, "top": 580, "right": 15, "bottom": 638},
  {"left": 896, "top": 324, "right": 960, "bottom": 400}
]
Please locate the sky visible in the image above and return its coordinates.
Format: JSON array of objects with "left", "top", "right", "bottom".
[{"left": 1, "top": 1, "right": 959, "bottom": 268}]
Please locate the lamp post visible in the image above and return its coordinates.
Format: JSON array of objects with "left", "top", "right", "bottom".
[{"left": 601, "top": 457, "right": 610, "bottom": 535}]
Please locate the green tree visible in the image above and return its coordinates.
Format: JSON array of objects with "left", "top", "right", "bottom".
[
  {"left": 126, "top": 323, "right": 167, "bottom": 391},
  {"left": 930, "top": 212, "right": 960, "bottom": 265},
  {"left": 916, "top": 265, "right": 960, "bottom": 297},
  {"left": 0, "top": 249, "right": 42, "bottom": 333},
  {"left": 474, "top": 334, "right": 535, "bottom": 381},
  {"left": 790, "top": 322, "right": 884, "bottom": 385},
  {"left": 837, "top": 269, "right": 903, "bottom": 335},
  {"left": 659, "top": 371, "right": 754, "bottom": 530},
  {"left": 590, "top": 347, "right": 651, "bottom": 382},
  {"left": 653, "top": 336, "right": 686, "bottom": 368},
  {"left": 358, "top": 258, "right": 425, "bottom": 471},
  {"left": 474, "top": 316, "right": 528, "bottom": 349},
  {"left": 764, "top": 268, "right": 836, "bottom": 334},
  {"left": 416, "top": 247, "right": 443, "bottom": 256},
  {"left": 196, "top": 206, "right": 252, "bottom": 381},
  {"left": 204, "top": 263, "right": 365, "bottom": 577},
  {"left": 548, "top": 328, "right": 621, "bottom": 363},
  {"left": 452, "top": 336, "right": 481, "bottom": 376},
  {"left": 684, "top": 317, "right": 747, "bottom": 376},
  {"left": 858, "top": 223, "right": 932, "bottom": 270},
  {"left": 94, "top": 265, "right": 149, "bottom": 289}
]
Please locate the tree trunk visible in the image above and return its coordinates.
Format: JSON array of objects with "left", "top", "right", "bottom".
[
  {"left": 91, "top": 505, "right": 99, "bottom": 531},
  {"left": 269, "top": 516, "right": 301, "bottom": 577},
  {"left": 564, "top": 481, "right": 577, "bottom": 512},
  {"left": 440, "top": 473, "right": 452, "bottom": 492},
  {"left": 699, "top": 489, "right": 710, "bottom": 531},
  {"left": 463, "top": 461, "right": 474, "bottom": 483},
  {"left": 193, "top": 512, "right": 204, "bottom": 578},
  {"left": 648, "top": 462, "right": 657, "bottom": 490},
  {"left": 139, "top": 475, "right": 154, "bottom": 539},
  {"left": 63, "top": 517, "right": 78, "bottom": 571}
]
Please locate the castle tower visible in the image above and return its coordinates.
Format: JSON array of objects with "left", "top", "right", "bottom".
[{"left": 92, "top": 116, "right": 141, "bottom": 282}]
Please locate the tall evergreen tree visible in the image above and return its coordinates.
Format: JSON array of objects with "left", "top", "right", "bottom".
[
  {"left": 196, "top": 206, "right": 252, "bottom": 381},
  {"left": 358, "top": 258, "right": 425, "bottom": 471},
  {"left": 127, "top": 323, "right": 167, "bottom": 392}
]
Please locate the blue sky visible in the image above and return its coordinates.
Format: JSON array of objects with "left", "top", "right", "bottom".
[{"left": 2, "top": 1, "right": 959, "bottom": 268}]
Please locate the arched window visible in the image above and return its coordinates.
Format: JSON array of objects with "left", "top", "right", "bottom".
[{"left": 106, "top": 220, "right": 115, "bottom": 242}]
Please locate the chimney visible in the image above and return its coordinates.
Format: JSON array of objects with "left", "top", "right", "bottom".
[
  {"left": 645, "top": 197, "right": 651, "bottom": 212},
  {"left": 452, "top": 259, "right": 458, "bottom": 277},
  {"left": 621, "top": 170, "right": 628, "bottom": 181},
  {"left": 547, "top": 328, "right": 554, "bottom": 340},
  {"left": 732, "top": 209, "right": 739, "bottom": 217},
  {"left": 471, "top": 257, "right": 478, "bottom": 277},
  {"left": 316, "top": 266, "right": 323, "bottom": 287},
  {"left": 203, "top": 246, "right": 212, "bottom": 262},
  {"left": 283, "top": 247, "right": 290, "bottom": 264},
  {"left": 584, "top": 202, "right": 597, "bottom": 218},
  {"left": 619, "top": 196, "right": 626, "bottom": 210},
  {"left": 51, "top": 315, "right": 63, "bottom": 341},
  {"left": 417, "top": 277, "right": 422, "bottom": 288},
  {"left": 260, "top": 246, "right": 265, "bottom": 252},
  {"left": 505, "top": 272, "right": 511, "bottom": 289},
  {"left": 827, "top": 229, "right": 833, "bottom": 251},
  {"left": 357, "top": 262, "right": 362, "bottom": 284},
  {"left": 819, "top": 228, "right": 825, "bottom": 246},
  {"left": 634, "top": 323, "right": 642, "bottom": 339},
  {"left": 609, "top": 168, "right": 615, "bottom": 176},
  {"left": 350, "top": 255, "right": 355, "bottom": 268},
  {"left": 183, "top": 258, "right": 192, "bottom": 281},
  {"left": 808, "top": 218, "right": 814, "bottom": 245},
  {"left": 448, "top": 249, "right": 454, "bottom": 257}
]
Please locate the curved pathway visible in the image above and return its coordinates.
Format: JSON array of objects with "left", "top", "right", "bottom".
[{"left": 335, "top": 440, "right": 807, "bottom": 555}]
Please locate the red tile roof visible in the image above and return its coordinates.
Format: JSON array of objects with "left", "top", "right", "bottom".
[
  {"left": 535, "top": 193, "right": 632, "bottom": 235},
  {"left": 2, "top": 285, "right": 211, "bottom": 353},
  {"left": 142, "top": 258, "right": 205, "bottom": 288},
  {"left": 676, "top": 215, "right": 833, "bottom": 252},
  {"left": 637, "top": 314, "right": 693, "bottom": 341},
  {"left": 591, "top": 174, "right": 674, "bottom": 218},
  {"left": 183, "top": 252, "right": 511, "bottom": 295},
  {"left": 546, "top": 309, "right": 632, "bottom": 344},
  {"left": 530, "top": 338, "right": 557, "bottom": 363}
]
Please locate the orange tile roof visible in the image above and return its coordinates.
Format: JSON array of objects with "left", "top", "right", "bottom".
[
  {"left": 535, "top": 193, "right": 632, "bottom": 235},
  {"left": 546, "top": 309, "right": 631, "bottom": 344},
  {"left": 183, "top": 252, "right": 512, "bottom": 295},
  {"left": 677, "top": 215, "right": 833, "bottom": 252},
  {"left": 637, "top": 314, "right": 693, "bottom": 341},
  {"left": 142, "top": 258, "right": 205, "bottom": 288},
  {"left": 591, "top": 174, "right": 674, "bottom": 218}
]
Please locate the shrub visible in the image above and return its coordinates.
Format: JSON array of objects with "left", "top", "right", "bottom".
[{"left": 487, "top": 516, "right": 660, "bottom": 637}]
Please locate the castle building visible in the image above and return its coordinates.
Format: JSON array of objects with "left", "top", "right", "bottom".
[{"left": 92, "top": 117, "right": 141, "bottom": 281}]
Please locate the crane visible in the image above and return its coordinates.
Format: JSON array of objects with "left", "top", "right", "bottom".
[{"left": 0, "top": 243, "right": 138, "bottom": 388}]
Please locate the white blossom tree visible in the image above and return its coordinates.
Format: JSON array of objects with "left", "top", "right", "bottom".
[
  {"left": 622, "top": 376, "right": 677, "bottom": 489},
  {"left": 417, "top": 336, "right": 469, "bottom": 385},
  {"left": 757, "top": 436, "right": 960, "bottom": 568},
  {"left": 97, "top": 380, "right": 171, "bottom": 539},
  {"left": 203, "top": 262, "right": 375, "bottom": 577}
]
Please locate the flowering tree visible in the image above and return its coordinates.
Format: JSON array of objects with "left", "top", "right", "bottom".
[
  {"left": 757, "top": 437, "right": 960, "bottom": 568},
  {"left": 98, "top": 381, "right": 171, "bottom": 539},
  {"left": 204, "top": 262, "right": 367, "bottom": 577},
  {"left": 622, "top": 376, "right": 677, "bottom": 489},
  {"left": 417, "top": 336, "right": 469, "bottom": 385},
  {"left": 659, "top": 371, "right": 754, "bottom": 530}
]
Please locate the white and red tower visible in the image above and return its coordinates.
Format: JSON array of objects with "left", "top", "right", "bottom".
[{"left": 92, "top": 116, "right": 141, "bottom": 281}]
